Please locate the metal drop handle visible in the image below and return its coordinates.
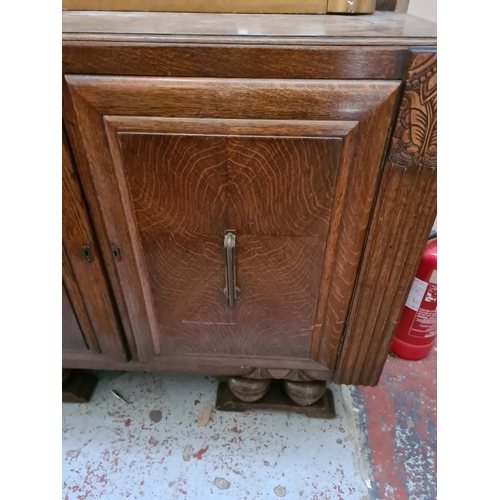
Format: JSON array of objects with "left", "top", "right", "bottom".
[{"left": 223, "top": 230, "right": 239, "bottom": 307}]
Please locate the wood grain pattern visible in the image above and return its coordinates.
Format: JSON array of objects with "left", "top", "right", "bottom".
[
  {"left": 62, "top": 127, "right": 128, "bottom": 362},
  {"left": 119, "top": 134, "right": 227, "bottom": 236},
  {"left": 334, "top": 50, "right": 437, "bottom": 386},
  {"left": 67, "top": 76, "right": 400, "bottom": 121},
  {"left": 63, "top": 44, "right": 407, "bottom": 80},
  {"left": 315, "top": 83, "right": 400, "bottom": 370},
  {"left": 308, "top": 124, "right": 357, "bottom": 359},
  {"left": 105, "top": 116, "right": 357, "bottom": 137},
  {"left": 227, "top": 136, "right": 338, "bottom": 236},
  {"left": 67, "top": 89, "right": 162, "bottom": 362},
  {"left": 116, "top": 132, "right": 340, "bottom": 358},
  {"left": 105, "top": 113, "right": 396, "bottom": 368},
  {"left": 62, "top": 245, "right": 99, "bottom": 352}
]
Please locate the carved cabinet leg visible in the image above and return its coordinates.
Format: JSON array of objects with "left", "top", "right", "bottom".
[
  {"left": 62, "top": 369, "right": 98, "bottom": 403},
  {"left": 283, "top": 380, "right": 327, "bottom": 406},
  {"left": 227, "top": 376, "right": 271, "bottom": 402}
]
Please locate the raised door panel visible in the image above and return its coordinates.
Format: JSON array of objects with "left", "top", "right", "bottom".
[
  {"left": 65, "top": 76, "right": 400, "bottom": 376},
  {"left": 117, "top": 131, "right": 341, "bottom": 358},
  {"left": 62, "top": 128, "right": 128, "bottom": 365}
]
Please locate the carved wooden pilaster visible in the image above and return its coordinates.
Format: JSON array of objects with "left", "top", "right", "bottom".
[{"left": 334, "top": 50, "right": 437, "bottom": 386}]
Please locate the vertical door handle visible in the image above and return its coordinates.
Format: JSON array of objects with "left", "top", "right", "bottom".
[{"left": 223, "top": 230, "right": 239, "bottom": 307}]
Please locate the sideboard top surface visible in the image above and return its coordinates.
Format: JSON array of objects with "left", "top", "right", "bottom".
[{"left": 62, "top": 11, "right": 436, "bottom": 45}]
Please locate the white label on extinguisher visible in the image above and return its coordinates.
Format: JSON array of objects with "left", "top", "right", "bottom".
[
  {"left": 409, "top": 283, "right": 437, "bottom": 338},
  {"left": 405, "top": 277, "right": 428, "bottom": 311},
  {"left": 410, "top": 308, "right": 438, "bottom": 338}
]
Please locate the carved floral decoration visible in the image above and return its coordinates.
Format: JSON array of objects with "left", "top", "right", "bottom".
[{"left": 388, "top": 52, "right": 437, "bottom": 169}]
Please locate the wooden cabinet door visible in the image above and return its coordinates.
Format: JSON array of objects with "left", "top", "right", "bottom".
[
  {"left": 63, "top": 129, "right": 128, "bottom": 366},
  {"left": 65, "top": 76, "right": 399, "bottom": 377},
  {"left": 62, "top": 282, "right": 87, "bottom": 352}
]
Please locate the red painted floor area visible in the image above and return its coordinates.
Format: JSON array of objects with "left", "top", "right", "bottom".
[{"left": 351, "top": 347, "right": 437, "bottom": 500}]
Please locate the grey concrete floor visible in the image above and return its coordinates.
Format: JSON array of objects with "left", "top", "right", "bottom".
[{"left": 63, "top": 371, "right": 373, "bottom": 500}]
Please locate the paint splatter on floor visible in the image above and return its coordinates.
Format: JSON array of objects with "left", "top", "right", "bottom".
[
  {"left": 63, "top": 372, "right": 372, "bottom": 499},
  {"left": 352, "top": 347, "right": 437, "bottom": 500},
  {"left": 193, "top": 446, "right": 209, "bottom": 460},
  {"left": 63, "top": 357, "right": 436, "bottom": 500}
]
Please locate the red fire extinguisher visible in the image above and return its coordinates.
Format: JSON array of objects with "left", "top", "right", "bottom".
[{"left": 390, "top": 231, "right": 437, "bottom": 360}]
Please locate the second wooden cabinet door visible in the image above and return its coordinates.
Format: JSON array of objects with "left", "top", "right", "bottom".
[{"left": 66, "top": 76, "right": 400, "bottom": 375}]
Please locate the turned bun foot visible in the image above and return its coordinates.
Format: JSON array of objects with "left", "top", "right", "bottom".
[
  {"left": 283, "top": 380, "right": 327, "bottom": 406},
  {"left": 227, "top": 377, "right": 271, "bottom": 403}
]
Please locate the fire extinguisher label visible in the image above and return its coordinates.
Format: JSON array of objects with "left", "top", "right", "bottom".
[
  {"left": 409, "top": 283, "right": 437, "bottom": 338},
  {"left": 405, "top": 277, "right": 428, "bottom": 311}
]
